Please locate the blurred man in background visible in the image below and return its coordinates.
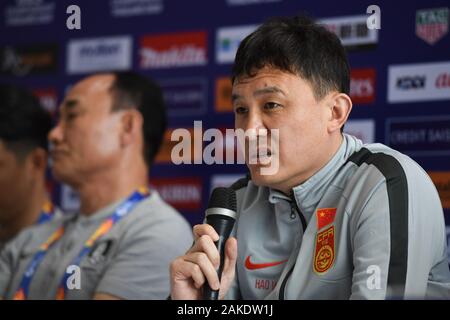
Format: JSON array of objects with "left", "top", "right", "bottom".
[
  {"left": 0, "top": 84, "right": 56, "bottom": 251},
  {"left": 0, "top": 72, "right": 193, "bottom": 299}
]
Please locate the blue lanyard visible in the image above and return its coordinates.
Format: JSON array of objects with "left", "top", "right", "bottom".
[
  {"left": 14, "top": 188, "right": 150, "bottom": 300},
  {"left": 35, "top": 200, "right": 56, "bottom": 225}
]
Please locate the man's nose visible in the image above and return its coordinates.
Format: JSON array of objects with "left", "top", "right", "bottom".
[
  {"left": 48, "top": 122, "right": 63, "bottom": 144},
  {"left": 243, "top": 109, "right": 265, "bottom": 133}
]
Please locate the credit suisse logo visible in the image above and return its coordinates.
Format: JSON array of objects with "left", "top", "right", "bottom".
[
  {"left": 386, "top": 116, "right": 450, "bottom": 156},
  {"left": 388, "top": 61, "right": 450, "bottom": 103},
  {"left": 140, "top": 31, "right": 207, "bottom": 69}
]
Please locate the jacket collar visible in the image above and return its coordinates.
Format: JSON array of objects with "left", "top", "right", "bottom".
[{"left": 269, "top": 134, "right": 363, "bottom": 223}]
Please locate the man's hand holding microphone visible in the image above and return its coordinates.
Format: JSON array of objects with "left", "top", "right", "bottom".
[{"left": 170, "top": 187, "right": 238, "bottom": 300}]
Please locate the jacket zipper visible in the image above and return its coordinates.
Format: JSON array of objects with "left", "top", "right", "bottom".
[{"left": 279, "top": 196, "right": 307, "bottom": 300}]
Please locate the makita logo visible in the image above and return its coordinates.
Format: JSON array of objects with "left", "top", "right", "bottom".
[
  {"left": 141, "top": 47, "right": 205, "bottom": 68},
  {"left": 79, "top": 44, "right": 120, "bottom": 57},
  {"left": 396, "top": 76, "right": 426, "bottom": 90},
  {"left": 140, "top": 31, "right": 207, "bottom": 69},
  {"left": 436, "top": 73, "right": 450, "bottom": 88}
]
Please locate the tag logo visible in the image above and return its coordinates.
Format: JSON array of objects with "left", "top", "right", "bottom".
[
  {"left": 416, "top": 7, "right": 448, "bottom": 45},
  {"left": 314, "top": 226, "right": 335, "bottom": 274}
]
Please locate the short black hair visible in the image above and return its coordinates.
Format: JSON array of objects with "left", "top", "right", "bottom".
[
  {"left": 109, "top": 71, "right": 167, "bottom": 167},
  {"left": 232, "top": 14, "right": 350, "bottom": 100},
  {"left": 0, "top": 84, "right": 52, "bottom": 159}
]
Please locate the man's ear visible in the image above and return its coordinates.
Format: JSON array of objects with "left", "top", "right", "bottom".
[
  {"left": 120, "top": 109, "right": 143, "bottom": 147},
  {"left": 327, "top": 93, "right": 352, "bottom": 134},
  {"left": 27, "top": 147, "right": 48, "bottom": 176}
]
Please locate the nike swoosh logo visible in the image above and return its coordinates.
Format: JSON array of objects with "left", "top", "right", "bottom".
[{"left": 245, "top": 255, "right": 288, "bottom": 270}]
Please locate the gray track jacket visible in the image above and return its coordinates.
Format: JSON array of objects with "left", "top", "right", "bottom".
[{"left": 226, "top": 134, "right": 450, "bottom": 300}]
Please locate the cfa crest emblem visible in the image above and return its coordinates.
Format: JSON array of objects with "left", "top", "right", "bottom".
[{"left": 313, "top": 225, "right": 335, "bottom": 274}]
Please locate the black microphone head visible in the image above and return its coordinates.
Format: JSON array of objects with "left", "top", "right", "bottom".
[{"left": 207, "top": 187, "right": 236, "bottom": 212}]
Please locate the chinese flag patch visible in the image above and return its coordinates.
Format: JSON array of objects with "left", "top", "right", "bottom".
[{"left": 316, "top": 208, "right": 336, "bottom": 230}]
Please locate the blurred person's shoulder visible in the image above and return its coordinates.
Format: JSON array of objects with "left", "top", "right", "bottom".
[
  {"left": 114, "top": 190, "right": 193, "bottom": 244},
  {"left": 0, "top": 206, "right": 71, "bottom": 261}
]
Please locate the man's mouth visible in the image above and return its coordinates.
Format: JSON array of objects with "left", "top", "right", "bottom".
[
  {"left": 248, "top": 149, "right": 272, "bottom": 164},
  {"left": 51, "top": 149, "right": 68, "bottom": 159}
]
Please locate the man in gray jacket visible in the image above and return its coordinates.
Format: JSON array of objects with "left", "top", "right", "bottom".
[
  {"left": 0, "top": 72, "right": 193, "bottom": 300},
  {"left": 170, "top": 15, "right": 450, "bottom": 299}
]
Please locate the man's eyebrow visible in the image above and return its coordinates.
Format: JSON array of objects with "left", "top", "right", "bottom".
[
  {"left": 62, "top": 99, "right": 79, "bottom": 110},
  {"left": 253, "top": 86, "right": 286, "bottom": 97},
  {"left": 232, "top": 86, "right": 286, "bottom": 103},
  {"left": 231, "top": 93, "right": 242, "bottom": 103}
]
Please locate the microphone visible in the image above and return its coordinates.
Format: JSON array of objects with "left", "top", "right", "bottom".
[{"left": 203, "top": 187, "right": 237, "bottom": 300}]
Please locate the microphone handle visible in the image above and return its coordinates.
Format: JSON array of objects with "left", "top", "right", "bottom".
[{"left": 203, "top": 214, "right": 235, "bottom": 300}]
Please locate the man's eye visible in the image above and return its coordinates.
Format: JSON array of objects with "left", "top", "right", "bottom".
[
  {"left": 234, "top": 106, "right": 248, "bottom": 115},
  {"left": 65, "top": 113, "right": 77, "bottom": 121},
  {"left": 264, "top": 102, "right": 281, "bottom": 110}
]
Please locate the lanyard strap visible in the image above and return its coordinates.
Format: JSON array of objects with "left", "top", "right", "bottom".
[
  {"left": 13, "top": 226, "right": 65, "bottom": 300},
  {"left": 36, "top": 200, "right": 56, "bottom": 225},
  {"left": 13, "top": 187, "right": 150, "bottom": 300}
]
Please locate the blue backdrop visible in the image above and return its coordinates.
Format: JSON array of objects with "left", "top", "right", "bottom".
[{"left": 0, "top": 0, "right": 449, "bottom": 262}]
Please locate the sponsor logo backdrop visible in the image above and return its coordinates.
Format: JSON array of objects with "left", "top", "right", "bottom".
[{"left": 0, "top": 0, "right": 448, "bottom": 263}]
